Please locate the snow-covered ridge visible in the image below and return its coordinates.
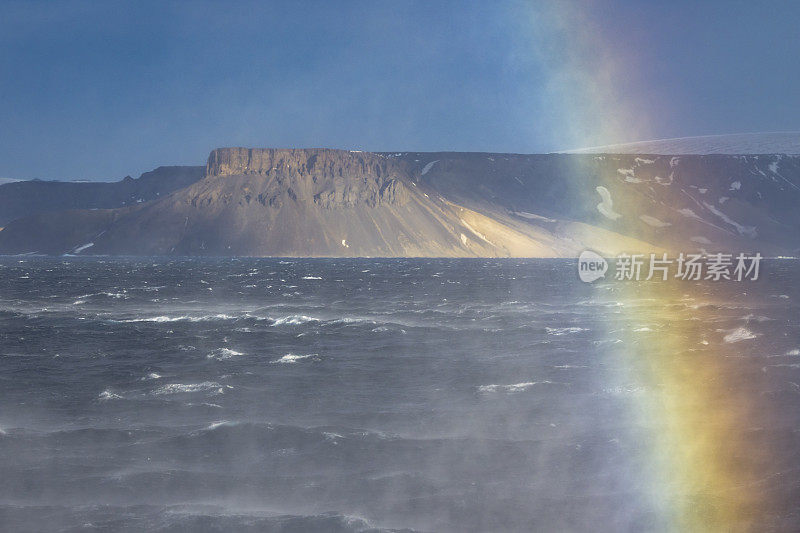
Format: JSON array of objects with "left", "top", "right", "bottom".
[{"left": 562, "top": 132, "right": 800, "bottom": 155}]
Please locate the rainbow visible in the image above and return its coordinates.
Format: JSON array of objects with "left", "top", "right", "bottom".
[
  {"left": 520, "top": 3, "right": 774, "bottom": 529},
  {"left": 607, "top": 281, "right": 772, "bottom": 530}
]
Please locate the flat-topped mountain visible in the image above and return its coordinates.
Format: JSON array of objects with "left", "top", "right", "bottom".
[
  {"left": 1, "top": 146, "right": 798, "bottom": 257},
  {"left": 0, "top": 149, "right": 612, "bottom": 257}
]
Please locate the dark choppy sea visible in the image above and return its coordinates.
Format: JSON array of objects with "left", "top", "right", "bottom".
[{"left": 1, "top": 257, "right": 799, "bottom": 532}]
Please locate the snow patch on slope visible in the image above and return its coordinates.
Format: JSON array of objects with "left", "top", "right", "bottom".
[
  {"left": 702, "top": 202, "right": 757, "bottom": 238},
  {"left": 595, "top": 186, "right": 622, "bottom": 220},
  {"left": 513, "top": 211, "right": 556, "bottom": 222},
  {"left": 420, "top": 160, "right": 439, "bottom": 176},
  {"left": 639, "top": 215, "right": 671, "bottom": 228}
]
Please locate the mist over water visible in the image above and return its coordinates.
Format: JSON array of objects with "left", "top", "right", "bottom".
[{"left": 1, "top": 257, "right": 799, "bottom": 532}]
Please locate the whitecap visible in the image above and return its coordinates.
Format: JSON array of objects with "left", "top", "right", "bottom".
[
  {"left": 371, "top": 326, "right": 407, "bottom": 334},
  {"left": 741, "top": 314, "right": 772, "bottom": 322},
  {"left": 118, "top": 315, "right": 187, "bottom": 323},
  {"left": 723, "top": 327, "right": 758, "bottom": 343},
  {"left": 302, "top": 276, "right": 322, "bottom": 280},
  {"left": 271, "top": 315, "right": 319, "bottom": 326},
  {"left": 478, "top": 381, "right": 565, "bottom": 393},
  {"left": 271, "top": 353, "right": 318, "bottom": 364},
  {"left": 207, "top": 348, "right": 244, "bottom": 360},
  {"left": 98, "top": 389, "right": 122, "bottom": 401},
  {"left": 546, "top": 327, "right": 588, "bottom": 336},
  {"left": 79, "top": 291, "right": 127, "bottom": 300},
  {"left": 154, "top": 381, "right": 224, "bottom": 395},
  {"left": 206, "top": 420, "right": 234, "bottom": 430},
  {"left": 323, "top": 432, "right": 344, "bottom": 445},
  {"left": 117, "top": 313, "right": 237, "bottom": 323},
  {"left": 328, "top": 317, "right": 377, "bottom": 326}
]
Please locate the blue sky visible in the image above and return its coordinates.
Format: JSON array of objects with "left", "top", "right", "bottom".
[{"left": 1, "top": 0, "right": 798, "bottom": 180}]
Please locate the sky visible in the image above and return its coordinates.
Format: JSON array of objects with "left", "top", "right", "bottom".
[{"left": 1, "top": 0, "right": 799, "bottom": 180}]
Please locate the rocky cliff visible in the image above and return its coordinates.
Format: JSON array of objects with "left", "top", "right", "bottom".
[{"left": 204, "top": 148, "right": 413, "bottom": 209}]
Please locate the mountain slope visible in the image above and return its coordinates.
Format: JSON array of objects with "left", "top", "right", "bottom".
[
  {"left": 0, "top": 166, "right": 204, "bottom": 226},
  {"left": 1, "top": 149, "right": 613, "bottom": 257},
  {"left": 4, "top": 147, "right": 797, "bottom": 257},
  {"left": 391, "top": 152, "right": 800, "bottom": 255}
]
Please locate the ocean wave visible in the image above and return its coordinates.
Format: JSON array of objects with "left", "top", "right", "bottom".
[
  {"left": 114, "top": 313, "right": 238, "bottom": 323},
  {"left": 741, "top": 314, "right": 773, "bottom": 322},
  {"left": 207, "top": 348, "right": 245, "bottom": 360},
  {"left": 205, "top": 420, "right": 233, "bottom": 430},
  {"left": 104, "top": 308, "right": 441, "bottom": 332},
  {"left": 132, "top": 285, "right": 165, "bottom": 292},
  {"left": 546, "top": 326, "right": 588, "bottom": 336},
  {"left": 478, "top": 381, "right": 567, "bottom": 393},
  {"left": 270, "top": 314, "right": 320, "bottom": 326},
  {"left": 78, "top": 291, "right": 128, "bottom": 300},
  {"left": 723, "top": 327, "right": 758, "bottom": 343},
  {"left": 603, "top": 386, "right": 646, "bottom": 396},
  {"left": 154, "top": 381, "right": 226, "bottom": 395},
  {"left": 269, "top": 314, "right": 379, "bottom": 328},
  {"left": 271, "top": 353, "right": 319, "bottom": 364},
  {"left": 593, "top": 338, "right": 623, "bottom": 345},
  {"left": 0, "top": 504, "right": 384, "bottom": 533},
  {"left": 371, "top": 325, "right": 407, "bottom": 334},
  {"left": 327, "top": 317, "right": 379, "bottom": 326},
  {"left": 188, "top": 422, "right": 396, "bottom": 448},
  {"left": 98, "top": 389, "right": 123, "bottom": 401},
  {"left": 107, "top": 311, "right": 388, "bottom": 327}
]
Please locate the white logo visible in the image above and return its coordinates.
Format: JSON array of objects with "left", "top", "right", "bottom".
[
  {"left": 578, "top": 250, "right": 608, "bottom": 283},
  {"left": 576, "top": 251, "right": 762, "bottom": 283}
]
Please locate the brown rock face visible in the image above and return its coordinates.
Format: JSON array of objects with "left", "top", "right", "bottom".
[
  {"left": 204, "top": 148, "right": 410, "bottom": 209},
  {"left": 207, "top": 147, "right": 402, "bottom": 179}
]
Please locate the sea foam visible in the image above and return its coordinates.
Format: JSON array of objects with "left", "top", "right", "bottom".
[
  {"left": 478, "top": 381, "right": 564, "bottom": 393},
  {"left": 154, "top": 381, "right": 225, "bottom": 395},
  {"left": 272, "top": 353, "right": 318, "bottom": 364},
  {"left": 207, "top": 348, "right": 245, "bottom": 360},
  {"left": 723, "top": 327, "right": 758, "bottom": 343}
]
